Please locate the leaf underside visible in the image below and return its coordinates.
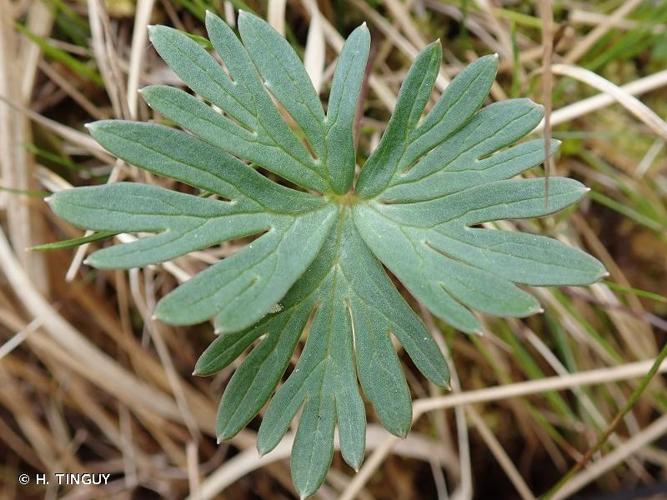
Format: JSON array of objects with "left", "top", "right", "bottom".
[{"left": 47, "top": 10, "right": 606, "bottom": 497}]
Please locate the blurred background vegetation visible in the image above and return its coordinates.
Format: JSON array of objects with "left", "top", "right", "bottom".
[{"left": 1, "top": 0, "right": 666, "bottom": 498}]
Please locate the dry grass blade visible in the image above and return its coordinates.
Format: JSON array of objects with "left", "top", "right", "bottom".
[
  {"left": 352, "top": 0, "right": 449, "bottom": 90},
  {"left": 88, "top": 0, "right": 128, "bottom": 118},
  {"left": 552, "top": 414, "right": 667, "bottom": 500},
  {"left": 519, "top": 322, "right": 647, "bottom": 475},
  {"left": 382, "top": 0, "right": 442, "bottom": 76},
  {"left": 0, "top": 317, "right": 42, "bottom": 360},
  {"left": 267, "top": 0, "right": 287, "bottom": 35},
  {"left": 564, "top": 0, "right": 644, "bottom": 64},
  {"left": 414, "top": 358, "right": 667, "bottom": 415},
  {"left": 467, "top": 407, "right": 535, "bottom": 500},
  {"left": 570, "top": 9, "right": 667, "bottom": 34},
  {"left": 422, "top": 309, "right": 473, "bottom": 500},
  {"left": 18, "top": 0, "right": 53, "bottom": 99},
  {"left": 0, "top": 0, "right": 48, "bottom": 291},
  {"left": 320, "top": 15, "right": 397, "bottom": 110},
  {"left": 302, "top": 0, "right": 325, "bottom": 93},
  {"left": 127, "top": 0, "right": 155, "bottom": 119},
  {"left": 635, "top": 139, "right": 664, "bottom": 177},
  {"left": 339, "top": 357, "right": 667, "bottom": 500},
  {"left": 551, "top": 63, "right": 667, "bottom": 140},
  {"left": 38, "top": 61, "right": 108, "bottom": 120},
  {"left": 194, "top": 426, "right": 450, "bottom": 500},
  {"left": 0, "top": 95, "right": 113, "bottom": 161},
  {"left": 545, "top": 342, "right": 667, "bottom": 499},
  {"left": 536, "top": 69, "right": 667, "bottom": 130},
  {"left": 0, "top": 226, "right": 189, "bottom": 423}
]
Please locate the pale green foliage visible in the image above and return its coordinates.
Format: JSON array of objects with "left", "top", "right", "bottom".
[{"left": 48, "top": 10, "right": 606, "bottom": 497}]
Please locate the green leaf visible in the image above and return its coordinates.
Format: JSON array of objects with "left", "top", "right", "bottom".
[
  {"left": 47, "top": 11, "right": 606, "bottom": 497},
  {"left": 253, "top": 213, "right": 445, "bottom": 496},
  {"left": 356, "top": 50, "right": 498, "bottom": 198},
  {"left": 237, "top": 11, "right": 326, "bottom": 162},
  {"left": 50, "top": 182, "right": 270, "bottom": 268},
  {"left": 86, "top": 120, "right": 321, "bottom": 211},
  {"left": 354, "top": 178, "right": 604, "bottom": 333},
  {"left": 382, "top": 100, "right": 549, "bottom": 202},
  {"left": 144, "top": 11, "right": 370, "bottom": 195},
  {"left": 324, "top": 24, "right": 370, "bottom": 193},
  {"left": 157, "top": 207, "right": 337, "bottom": 333}
]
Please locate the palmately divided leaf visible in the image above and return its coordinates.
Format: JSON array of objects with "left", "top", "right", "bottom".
[
  {"left": 144, "top": 11, "right": 369, "bottom": 195},
  {"left": 197, "top": 212, "right": 448, "bottom": 497},
  {"left": 352, "top": 44, "right": 604, "bottom": 335},
  {"left": 86, "top": 120, "right": 325, "bottom": 211},
  {"left": 46, "top": 10, "right": 607, "bottom": 497},
  {"left": 49, "top": 180, "right": 336, "bottom": 333},
  {"left": 157, "top": 208, "right": 337, "bottom": 332},
  {"left": 354, "top": 178, "right": 604, "bottom": 333}
]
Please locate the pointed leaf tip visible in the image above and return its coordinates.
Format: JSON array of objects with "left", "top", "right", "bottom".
[
  {"left": 296, "top": 479, "right": 322, "bottom": 500},
  {"left": 344, "top": 452, "right": 363, "bottom": 473},
  {"left": 483, "top": 52, "right": 500, "bottom": 68},
  {"left": 256, "top": 442, "right": 269, "bottom": 457},
  {"left": 204, "top": 9, "right": 220, "bottom": 25},
  {"left": 396, "top": 425, "right": 410, "bottom": 439},
  {"left": 597, "top": 270, "right": 610, "bottom": 280},
  {"left": 354, "top": 21, "right": 370, "bottom": 37},
  {"left": 427, "top": 39, "right": 441, "bottom": 51}
]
